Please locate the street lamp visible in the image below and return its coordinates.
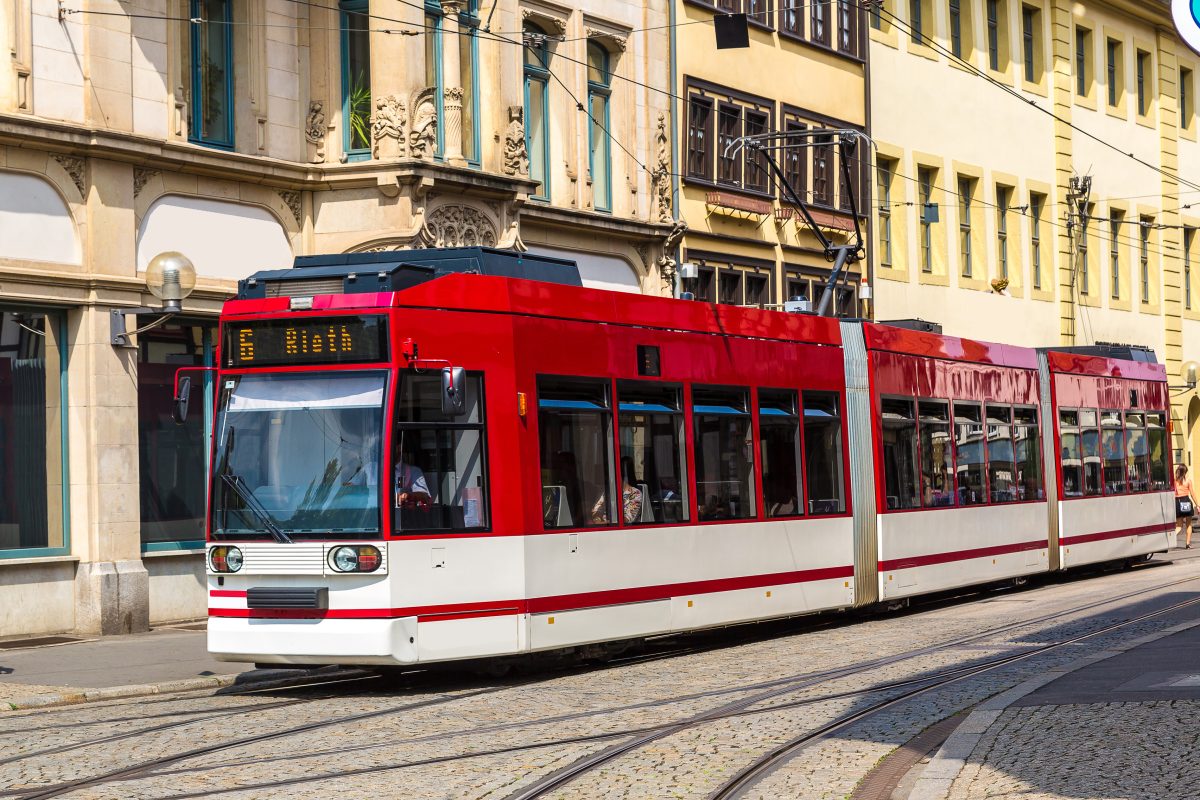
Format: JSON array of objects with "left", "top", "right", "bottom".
[{"left": 111, "top": 251, "right": 198, "bottom": 347}]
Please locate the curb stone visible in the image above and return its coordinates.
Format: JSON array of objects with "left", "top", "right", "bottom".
[
  {"left": 2, "top": 667, "right": 370, "bottom": 712},
  {"left": 907, "top": 615, "right": 1200, "bottom": 800}
]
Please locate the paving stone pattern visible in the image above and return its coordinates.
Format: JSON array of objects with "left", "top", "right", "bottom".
[{"left": 1, "top": 557, "right": 1198, "bottom": 800}]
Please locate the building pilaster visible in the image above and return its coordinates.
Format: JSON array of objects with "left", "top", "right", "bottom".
[
  {"left": 1051, "top": 0, "right": 1077, "bottom": 345},
  {"left": 440, "top": 0, "right": 467, "bottom": 167}
]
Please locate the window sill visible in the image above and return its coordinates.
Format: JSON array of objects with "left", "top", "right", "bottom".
[
  {"left": 142, "top": 548, "right": 206, "bottom": 558},
  {"left": 0, "top": 554, "right": 78, "bottom": 568}
]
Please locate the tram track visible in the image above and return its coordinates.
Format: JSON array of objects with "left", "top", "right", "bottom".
[{"left": 8, "top": 566, "right": 1193, "bottom": 800}]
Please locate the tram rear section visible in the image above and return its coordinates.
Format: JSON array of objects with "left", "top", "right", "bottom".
[{"left": 202, "top": 248, "right": 1173, "bottom": 666}]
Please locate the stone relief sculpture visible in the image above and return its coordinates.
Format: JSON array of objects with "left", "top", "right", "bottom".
[
  {"left": 409, "top": 88, "right": 438, "bottom": 160},
  {"left": 425, "top": 204, "right": 497, "bottom": 248},
  {"left": 305, "top": 101, "right": 327, "bottom": 163},
  {"left": 651, "top": 113, "right": 672, "bottom": 223},
  {"left": 503, "top": 106, "right": 529, "bottom": 177},
  {"left": 371, "top": 95, "right": 406, "bottom": 159},
  {"left": 370, "top": 89, "right": 438, "bottom": 161},
  {"left": 657, "top": 219, "right": 688, "bottom": 292}
]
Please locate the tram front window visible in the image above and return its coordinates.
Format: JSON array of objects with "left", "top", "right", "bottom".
[{"left": 212, "top": 372, "right": 387, "bottom": 539}]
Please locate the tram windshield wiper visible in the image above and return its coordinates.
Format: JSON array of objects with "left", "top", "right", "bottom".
[{"left": 220, "top": 473, "right": 293, "bottom": 544}]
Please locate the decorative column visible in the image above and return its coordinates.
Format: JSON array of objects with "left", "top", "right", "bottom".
[{"left": 440, "top": 0, "right": 467, "bottom": 166}]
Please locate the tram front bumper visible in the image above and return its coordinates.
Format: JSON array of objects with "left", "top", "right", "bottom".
[{"left": 208, "top": 615, "right": 420, "bottom": 666}]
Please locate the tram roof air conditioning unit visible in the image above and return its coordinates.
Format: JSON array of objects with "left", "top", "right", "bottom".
[{"left": 238, "top": 247, "right": 583, "bottom": 300}]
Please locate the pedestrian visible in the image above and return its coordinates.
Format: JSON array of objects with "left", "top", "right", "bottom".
[{"left": 1174, "top": 464, "right": 1197, "bottom": 549}]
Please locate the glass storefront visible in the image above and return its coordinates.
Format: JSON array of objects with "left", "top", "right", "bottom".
[
  {"left": 138, "top": 322, "right": 214, "bottom": 549},
  {"left": 0, "top": 309, "right": 67, "bottom": 555}
]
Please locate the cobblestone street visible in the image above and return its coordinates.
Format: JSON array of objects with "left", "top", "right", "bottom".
[{"left": 2, "top": 553, "right": 1198, "bottom": 800}]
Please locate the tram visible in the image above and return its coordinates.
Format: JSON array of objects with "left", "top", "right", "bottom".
[{"left": 197, "top": 248, "right": 1173, "bottom": 666}]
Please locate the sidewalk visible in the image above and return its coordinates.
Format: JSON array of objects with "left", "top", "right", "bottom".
[
  {"left": 0, "top": 624, "right": 259, "bottom": 709},
  {"left": 909, "top": 611, "right": 1200, "bottom": 799}
]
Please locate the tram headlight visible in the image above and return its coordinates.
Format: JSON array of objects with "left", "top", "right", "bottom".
[
  {"left": 210, "top": 546, "right": 243, "bottom": 573},
  {"left": 328, "top": 545, "right": 382, "bottom": 573}
]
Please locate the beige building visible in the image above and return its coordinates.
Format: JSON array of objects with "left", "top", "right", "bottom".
[
  {"left": 673, "top": 0, "right": 870, "bottom": 311},
  {"left": 870, "top": 0, "right": 1200, "bottom": 464},
  {"left": 0, "top": 0, "right": 675, "bottom": 637}
]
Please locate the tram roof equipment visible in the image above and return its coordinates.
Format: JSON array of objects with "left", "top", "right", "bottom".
[{"left": 237, "top": 247, "right": 582, "bottom": 300}]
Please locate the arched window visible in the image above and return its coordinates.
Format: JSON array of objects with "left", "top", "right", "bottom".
[
  {"left": 340, "top": 0, "right": 371, "bottom": 161},
  {"left": 524, "top": 24, "right": 551, "bottom": 200},
  {"left": 586, "top": 41, "right": 612, "bottom": 213}
]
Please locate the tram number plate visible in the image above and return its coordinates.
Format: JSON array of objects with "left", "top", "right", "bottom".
[{"left": 224, "top": 315, "right": 388, "bottom": 367}]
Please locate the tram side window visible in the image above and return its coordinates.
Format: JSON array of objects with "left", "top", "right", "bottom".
[
  {"left": 803, "top": 391, "right": 845, "bottom": 514},
  {"left": 954, "top": 402, "right": 986, "bottom": 505},
  {"left": 538, "top": 378, "right": 615, "bottom": 528},
  {"left": 1101, "top": 410, "right": 1127, "bottom": 494},
  {"left": 919, "top": 400, "right": 955, "bottom": 507},
  {"left": 1125, "top": 412, "right": 1150, "bottom": 492},
  {"left": 1013, "top": 406, "right": 1043, "bottom": 501},
  {"left": 1060, "top": 410, "right": 1084, "bottom": 498},
  {"left": 1079, "top": 409, "right": 1102, "bottom": 496},
  {"left": 394, "top": 372, "right": 488, "bottom": 532},
  {"left": 617, "top": 381, "right": 688, "bottom": 524},
  {"left": 759, "top": 389, "right": 803, "bottom": 518},
  {"left": 1147, "top": 412, "right": 1170, "bottom": 490},
  {"left": 882, "top": 398, "right": 919, "bottom": 510},
  {"left": 986, "top": 405, "right": 1015, "bottom": 503},
  {"left": 693, "top": 386, "right": 756, "bottom": 521}
]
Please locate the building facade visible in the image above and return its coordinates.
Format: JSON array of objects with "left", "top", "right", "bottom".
[
  {"left": 0, "top": 0, "right": 675, "bottom": 636},
  {"left": 673, "top": 0, "right": 871, "bottom": 312},
  {"left": 869, "top": 0, "right": 1200, "bottom": 466}
]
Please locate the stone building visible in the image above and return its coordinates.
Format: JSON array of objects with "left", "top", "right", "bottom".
[
  {"left": 0, "top": 0, "right": 674, "bottom": 636},
  {"left": 673, "top": 0, "right": 871, "bottom": 313},
  {"left": 868, "top": 0, "right": 1200, "bottom": 465}
]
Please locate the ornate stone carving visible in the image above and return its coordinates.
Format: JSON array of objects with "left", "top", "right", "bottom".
[
  {"left": 586, "top": 28, "right": 628, "bottom": 52},
  {"left": 425, "top": 204, "right": 497, "bottom": 248},
  {"left": 371, "top": 89, "right": 438, "bottom": 162},
  {"left": 657, "top": 219, "right": 688, "bottom": 292},
  {"left": 497, "top": 197, "right": 526, "bottom": 251},
  {"left": 305, "top": 101, "right": 326, "bottom": 163},
  {"left": 52, "top": 155, "right": 85, "bottom": 197},
  {"left": 503, "top": 106, "right": 529, "bottom": 177},
  {"left": 521, "top": 8, "right": 567, "bottom": 34},
  {"left": 279, "top": 190, "right": 302, "bottom": 226},
  {"left": 651, "top": 113, "right": 672, "bottom": 223},
  {"left": 133, "top": 168, "right": 159, "bottom": 198}
]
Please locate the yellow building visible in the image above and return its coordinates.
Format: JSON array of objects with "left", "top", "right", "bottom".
[
  {"left": 0, "top": 0, "right": 675, "bottom": 637},
  {"left": 673, "top": 0, "right": 870, "bottom": 310},
  {"left": 870, "top": 0, "right": 1200, "bottom": 464}
]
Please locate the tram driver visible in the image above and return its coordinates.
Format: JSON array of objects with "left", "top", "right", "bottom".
[{"left": 395, "top": 459, "right": 431, "bottom": 509}]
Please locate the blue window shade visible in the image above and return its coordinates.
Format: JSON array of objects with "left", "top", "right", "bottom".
[
  {"left": 694, "top": 405, "right": 747, "bottom": 415},
  {"left": 805, "top": 408, "right": 838, "bottom": 418},
  {"left": 759, "top": 407, "right": 796, "bottom": 417},
  {"left": 340, "top": 0, "right": 372, "bottom": 162},
  {"left": 189, "top": 0, "right": 234, "bottom": 149},
  {"left": 539, "top": 399, "right": 607, "bottom": 410},
  {"left": 619, "top": 402, "right": 676, "bottom": 413}
]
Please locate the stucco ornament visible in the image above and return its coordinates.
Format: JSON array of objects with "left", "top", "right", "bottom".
[
  {"left": 409, "top": 88, "right": 439, "bottom": 160},
  {"left": 305, "top": 101, "right": 327, "bottom": 163},
  {"left": 425, "top": 204, "right": 497, "bottom": 248},
  {"left": 371, "top": 89, "right": 438, "bottom": 161},
  {"left": 651, "top": 114, "right": 672, "bottom": 223},
  {"left": 371, "top": 95, "right": 407, "bottom": 159},
  {"left": 503, "top": 106, "right": 530, "bottom": 177},
  {"left": 657, "top": 218, "right": 688, "bottom": 291},
  {"left": 52, "top": 155, "right": 86, "bottom": 197}
]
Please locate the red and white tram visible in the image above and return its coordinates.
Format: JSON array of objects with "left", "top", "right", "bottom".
[{"left": 199, "top": 249, "right": 1174, "bottom": 666}]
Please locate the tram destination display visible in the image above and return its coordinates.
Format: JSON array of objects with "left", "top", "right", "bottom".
[{"left": 224, "top": 315, "right": 388, "bottom": 367}]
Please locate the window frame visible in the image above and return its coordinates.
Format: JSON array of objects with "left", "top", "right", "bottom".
[
  {"left": 586, "top": 40, "right": 613, "bottom": 213},
  {"left": 537, "top": 375, "right": 616, "bottom": 531},
  {"left": 996, "top": 186, "right": 1011, "bottom": 279},
  {"left": 759, "top": 387, "right": 806, "bottom": 520},
  {"left": 340, "top": 0, "right": 372, "bottom": 163},
  {"left": 523, "top": 24, "right": 552, "bottom": 201},
  {"left": 615, "top": 380, "right": 690, "bottom": 527},
  {"left": 1110, "top": 209, "right": 1123, "bottom": 299},
  {"left": 188, "top": 0, "right": 235, "bottom": 150}
]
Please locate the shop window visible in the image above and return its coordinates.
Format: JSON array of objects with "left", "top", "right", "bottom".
[
  {"left": 538, "top": 377, "right": 614, "bottom": 528},
  {"left": 0, "top": 310, "right": 66, "bottom": 556},
  {"left": 693, "top": 386, "right": 755, "bottom": 521},
  {"left": 1013, "top": 406, "right": 1043, "bottom": 499},
  {"left": 1100, "top": 409, "right": 1126, "bottom": 493},
  {"left": 394, "top": 373, "right": 488, "bottom": 532},
  {"left": 617, "top": 382, "right": 688, "bottom": 523},
  {"left": 760, "top": 389, "right": 803, "bottom": 517},
  {"left": 882, "top": 397, "right": 919, "bottom": 510},
  {"left": 919, "top": 400, "right": 955, "bottom": 507},
  {"left": 986, "top": 405, "right": 1015, "bottom": 502},
  {"left": 189, "top": 0, "right": 234, "bottom": 149},
  {"left": 340, "top": 0, "right": 371, "bottom": 161},
  {"left": 524, "top": 23, "right": 552, "bottom": 199},
  {"left": 139, "top": 322, "right": 214, "bottom": 549},
  {"left": 803, "top": 391, "right": 845, "bottom": 513},
  {"left": 954, "top": 402, "right": 986, "bottom": 505}
]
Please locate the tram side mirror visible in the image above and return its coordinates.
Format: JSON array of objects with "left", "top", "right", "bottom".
[
  {"left": 441, "top": 366, "right": 466, "bottom": 417},
  {"left": 172, "top": 376, "right": 192, "bottom": 425}
]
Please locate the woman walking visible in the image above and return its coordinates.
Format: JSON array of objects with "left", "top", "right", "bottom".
[{"left": 1175, "top": 464, "right": 1197, "bottom": 549}]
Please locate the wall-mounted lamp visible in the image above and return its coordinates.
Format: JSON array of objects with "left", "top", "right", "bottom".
[
  {"left": 1170, "top": 360, "right": 1199, "bottom": 392},
  {"left": 111, "top": 251, "right": 197, "bottom": 347}
]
